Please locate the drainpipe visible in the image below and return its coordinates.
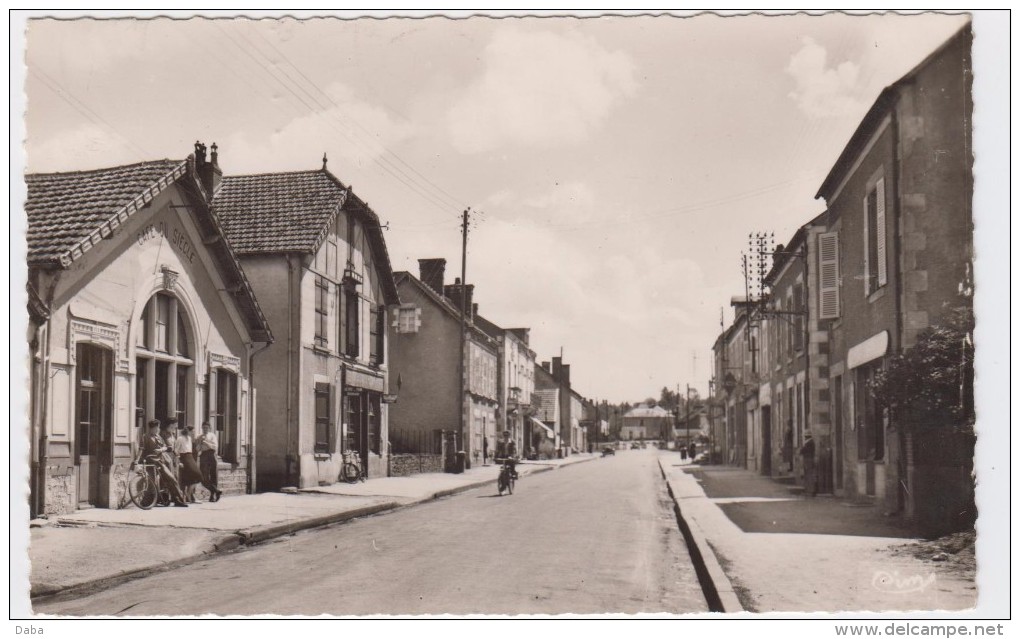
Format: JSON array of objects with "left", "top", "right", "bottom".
[
  {"left": 285, "top": 254, "right": 296, "bottom": 487},
  {"left": 247, "top": 339, "right": 271, "bottom": 493},
  {"left": 36, "top": 271, "right": 62, "bottom": 517}
]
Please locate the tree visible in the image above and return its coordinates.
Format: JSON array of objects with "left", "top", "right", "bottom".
[{"left": 869, "top": 304, "right": 974, "bottom": 432}]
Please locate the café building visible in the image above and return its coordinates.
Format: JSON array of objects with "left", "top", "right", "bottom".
[{"left": 27, "top": 145, "right": 272, "bottom": 516}]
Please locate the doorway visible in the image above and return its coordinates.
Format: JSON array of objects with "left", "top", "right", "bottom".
[
  {"left": 760, "top": 406, "right": 772, "bottom": 476},
  {"left": 75, "top": 343, "right": 112, "bottom": 507}
]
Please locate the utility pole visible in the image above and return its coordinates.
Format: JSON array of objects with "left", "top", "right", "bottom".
[
  {"left": 458, "top": 208, "right": 470, "bottom": 465},
  {"left": 686, "top": 383, "right": 692, "bottom": 450}
]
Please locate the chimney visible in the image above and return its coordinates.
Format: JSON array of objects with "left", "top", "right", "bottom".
[
  {"left": 196, "top": 141, "right": 222, "bottom": 197},
  {"left": 443, "top": 279, "right": 474, "bottom": 320},
  {"left": 472, "top": 303, "right": 479, "bottom": 318},
  {"left": 541, "top": 361, "right": 551, "bottom": 373},
  {"left": 561, "top": 364, "right": 571, "bottom": 386},
  {"left": 417, "top": 258, "right": 446, "bottom": 294},
  {"left": 552, "top": 356, "right": 563, "bottom": 379}
]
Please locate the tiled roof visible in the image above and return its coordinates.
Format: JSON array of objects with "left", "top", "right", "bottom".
[
  {"left": 393, "top": 271, "right": 496, "bottom": 346},
  {"left": 26, "top": 159, "right": 187, "bottom": 266},
  {"left": 215, "top": 169, "right": 400, "bottom": 305},
  {"left": 214, "top": 170, "right": 344, "bottom": 254}
]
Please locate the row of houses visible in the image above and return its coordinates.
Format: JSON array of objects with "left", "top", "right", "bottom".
[
  {"left": 26, "top": 144, "right": 597, "bottom": 517},
  {"left": 709, "top": 26, "right": 974, "bottom": 535}
]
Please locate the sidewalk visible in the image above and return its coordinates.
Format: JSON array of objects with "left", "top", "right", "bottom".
[
  {"left": 28, "top": 453, "right": 596, "bottom": 601},
  {"left": 657, "top": 453, "right": 978, "bottom": 614}
]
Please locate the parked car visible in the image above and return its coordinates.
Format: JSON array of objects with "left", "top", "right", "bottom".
[
  {"left": 601, "top": 446, "right": 615, "bottom": 457},
  {"left": 630, "top": 443, "right": 641, "bottom": 450}
]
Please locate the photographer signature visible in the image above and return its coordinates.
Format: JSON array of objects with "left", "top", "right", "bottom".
[{"left": 872, "top": 570, "right": 937, "bottom": 594}]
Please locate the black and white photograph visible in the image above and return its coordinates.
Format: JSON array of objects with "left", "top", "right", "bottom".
[{"left": 10, "top": 8, "right": 1010, "bottom": 631}]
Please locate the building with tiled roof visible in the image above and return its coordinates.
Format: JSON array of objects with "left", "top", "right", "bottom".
[
  {"left": 621, "top": 401, "right": 673, "bottom": 441},
  {"left": 212, "top": 157, "right": 401, "bottom": 490},
  {"left": 387, "top": 259, "right": 500, "bottom": 470},
  {"left": 25, "top": 144, "right": 273, "bottom": 516}
]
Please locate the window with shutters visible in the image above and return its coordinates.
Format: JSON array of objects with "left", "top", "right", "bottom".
[
  {"left": 314, "top": 382, "right": 332, "bottom": 453},
  {"left": 793, "top": 282, "right": 805, "bottom": 352},
  {"left": 818, "top": 232, "right": 840, "bottom": 319},
  {"left": 344, "top": 282, "right": 360, "bottom": 358},
  {"left": 314, "top": 276, "right": 329, "bottom": 347},
  {"left": 369, "top": 305, "right": 384, "bottom": 365},
  {"left": 864, "top": 177, "right": 887, "bottom": 296}
]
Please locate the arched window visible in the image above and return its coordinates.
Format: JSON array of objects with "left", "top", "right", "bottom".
[{"left": 135, "top": 293, "right": 194, "bottom": 429}]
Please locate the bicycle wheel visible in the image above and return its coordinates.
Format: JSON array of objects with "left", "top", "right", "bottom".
[
  {"left": 128, "top": 470, "right": 158, "bottom": 510},
  {"left": 342, "top": 462, "right": 360, "bottom": 484},
  {"left": 497, "top": 473, "right": 507, "bottom": 495}
]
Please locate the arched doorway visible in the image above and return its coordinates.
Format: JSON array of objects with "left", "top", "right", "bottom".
[{"left": 76, "top": 342, "right": 113, "bottom": 507}]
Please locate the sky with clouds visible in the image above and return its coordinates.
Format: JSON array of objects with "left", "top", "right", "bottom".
[{"left": 20, "top": 11, "right": 976, "bottom": 403}]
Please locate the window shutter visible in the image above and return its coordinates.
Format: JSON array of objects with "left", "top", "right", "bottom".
[
  {"left": 862, "top": 194, "right": 871, "bottom": 296},
  {"left": 818, "top": 231, "right": 840, "bottom": 319},
  {"left": 329, "top": 383, "right": 337, "bottom": 453},
  {"left": 875, "top": 177, "right": 888, "bottom": 287}
]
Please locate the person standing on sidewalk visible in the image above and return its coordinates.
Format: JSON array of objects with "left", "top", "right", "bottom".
[
  {"left": 195, "top": 421, "right": 222, "bottom": 502},
  {"left": 800, "top": 432, "right": 817, "bottom": 496},
  {"left": 174, "top": 426, "right": 204, "bottom": 503}
]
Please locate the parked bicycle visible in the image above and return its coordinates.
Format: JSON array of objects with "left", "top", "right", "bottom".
[
  {"left": 128, "top": 462, "right": 168, "bottom": 510},
  {"left": 340, "top": 451, "right": 366, "bottom": 484}
]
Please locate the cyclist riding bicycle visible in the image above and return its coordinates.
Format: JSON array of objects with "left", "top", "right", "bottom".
[
  {"left": 495, "top": 431, "right": 519, "bottom": 480},
  {"left": 137, "top": 419, "right": 189, "bottom": 507}
]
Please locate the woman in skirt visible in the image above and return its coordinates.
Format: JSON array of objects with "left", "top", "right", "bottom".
[{"left": 174, "top": 426, "right": 205, "bottom": 503}]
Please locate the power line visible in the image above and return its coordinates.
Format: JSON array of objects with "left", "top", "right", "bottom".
[
  {"left": 28, "top": 66, "right": 153, "bottom": 161},
  {"left": 208, "top": 22, "right": 461, "bottom": 217},
  {"left": 244, "top": 23, "right": 468, "bottom": 211}
]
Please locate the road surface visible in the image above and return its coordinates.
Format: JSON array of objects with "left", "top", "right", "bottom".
[{"left": 37, "top": 449, "right": 707, "bottom": 616}]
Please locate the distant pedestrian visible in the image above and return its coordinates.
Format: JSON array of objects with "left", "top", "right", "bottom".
[
  {"left": 688, "top": 442, "right": 697, "bottom": 461},
  {"left": 800, "top": 432, "right": 817, "bottom": 496},
  {"left": 483, "top": 436, "right": 489, "bottom": 466},
  {"left": 195, "top": 421, "right": 222, "bottom": 502}
]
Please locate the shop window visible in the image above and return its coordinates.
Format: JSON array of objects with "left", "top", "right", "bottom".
[
  {"left": 855, "top": 362, "right": 883, "bottom": 461},
  {"left": 155, "top": 295, "right": 170, "bottom": 352},
  {"left": 136, "top": 292, "right": 194, "bottom": 436},
  {"left": 176, "top": 313, "right": 190, "bottom": 357},
  {"left": 175, "top": 366, "right": 190, "bottom": 427},
  {"left": 314, "top": 383, "right": 332, "bottom": 453}
]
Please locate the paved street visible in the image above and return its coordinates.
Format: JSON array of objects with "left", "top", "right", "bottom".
[{"left": 36, "top": 449, "right": 707, "bottom": 616}]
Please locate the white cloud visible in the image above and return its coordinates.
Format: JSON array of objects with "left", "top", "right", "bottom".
[
  {"left": 786, "top": 37, "right": 864, "bottom": 118},
  {"left": 447, "top": 27, "right": 637, "bottom": 154},
  {"left": 224, "top": 82, "right": 414, "bottom": 174},
  {"left": 27, "top": 123, "right": 144, "bottom": 172}
]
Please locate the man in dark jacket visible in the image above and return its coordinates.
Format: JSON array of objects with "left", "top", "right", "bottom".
[{"left": 138, "top": 420, "right": 188, "bottom": 507}]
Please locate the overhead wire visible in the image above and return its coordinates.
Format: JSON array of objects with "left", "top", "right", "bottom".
[
  {"left": 245, "top": 23, "right": 468, "bottom": 211},
  {"left": 208, "top": 21, "right": 462, "bottom": 218}
]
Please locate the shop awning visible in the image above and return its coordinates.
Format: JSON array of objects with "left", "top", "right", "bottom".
[{"left": 529, "top": 416, "right": 555, "bottom": 439}]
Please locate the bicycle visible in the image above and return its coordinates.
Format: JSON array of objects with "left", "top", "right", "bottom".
[
  {"left": 128, "top": 462, "right": 163, "bottom": 510},
  {"left": 497, "top": 457, "right": 517, "bottom": 496},
  {"left": 340, "top": 451, "right": 366, "bottom": 484}
]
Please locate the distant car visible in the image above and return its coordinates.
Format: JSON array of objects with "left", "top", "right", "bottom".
[
  {"left": 601, "top": 446, "right": 615, "bottom": 457},
  {"left": 630, "top": 443, "right": 641, "bottom": 450}
]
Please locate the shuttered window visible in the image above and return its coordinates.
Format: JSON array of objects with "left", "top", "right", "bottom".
[
  {"left": 818, "top": 232, "right": 840, "bottom": 319},
  {"left": 875, "top": 177, "right": 888, "bottom": 287},
  {"left": 314, "top": 382, "right": 332, "bottom": 453},
  {"left": 864, "top": 176, "right": 887, "bottom": 295}
]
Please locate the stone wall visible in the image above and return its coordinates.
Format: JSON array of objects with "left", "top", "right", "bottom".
[
  {"left": 44, "top": 470, "right": 75, "bottom": 516},
  {"left": 389, "top": 453, "right": 444, "bottom": 477}
]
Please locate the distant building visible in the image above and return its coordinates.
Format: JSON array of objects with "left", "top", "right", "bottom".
[{"left": 620, "top": 402, "right": 672, "bottom": 441}]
